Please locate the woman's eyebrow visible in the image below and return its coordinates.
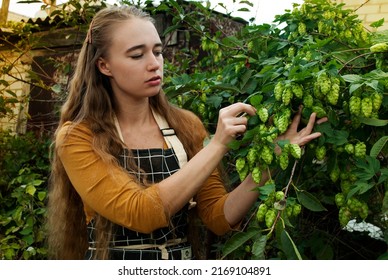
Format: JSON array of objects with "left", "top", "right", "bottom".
[{"left": 126, "top": 43, "right": 163, "bottom": 53}]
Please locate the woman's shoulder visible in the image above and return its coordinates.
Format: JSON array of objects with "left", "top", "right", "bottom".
[{"left": 55, "top": 121, "right": 93, "bottom": 144}]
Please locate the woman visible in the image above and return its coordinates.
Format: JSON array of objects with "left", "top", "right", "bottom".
[{"left": 47, "top": 5, "right": 326, "bottom": 260}]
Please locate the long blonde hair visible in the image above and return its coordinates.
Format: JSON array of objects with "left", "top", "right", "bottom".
[{"left": 47, "top": 5, "right": 208, "bottom": 259}]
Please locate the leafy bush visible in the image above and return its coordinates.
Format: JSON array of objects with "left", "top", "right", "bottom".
[
  {"left": 1, "top": 0, "right": 387, "bottom": 260},
  {"left": 0, "top": 131, "right": 51, "bottom": 259},
  {"left": 160, "top": 0, "right": 388, "bottom": 259}
]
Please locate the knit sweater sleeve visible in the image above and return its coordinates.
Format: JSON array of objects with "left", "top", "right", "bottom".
[{"left": 56, "top": 122, "right": 169, "bottom": 234}]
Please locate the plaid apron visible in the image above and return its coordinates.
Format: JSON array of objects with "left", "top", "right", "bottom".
[{"left": 85, "top": 112, "right": 192, "bottom": 260}]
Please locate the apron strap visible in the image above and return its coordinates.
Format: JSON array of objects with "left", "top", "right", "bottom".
[{"left": 151, "top": 109, "right": 188, "bottom": 168}]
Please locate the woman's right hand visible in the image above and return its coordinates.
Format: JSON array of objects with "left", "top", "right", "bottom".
[{"left": 212, "top": 102, "right": 257, "bottom": 150}]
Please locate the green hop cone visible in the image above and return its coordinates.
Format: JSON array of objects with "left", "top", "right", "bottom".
[
  {"left": 330, "top": 164, "right": 340, "bottom": 182},
  {"left": 256, "top": 203, "right": 268, "bottom": 222},
  {"left": 279, "top": 152, "right": 289, "bottom": 170},
  {"left": 318, "top": 72, "right": 331, "bottom": 95},
  {"left": 335, "top": 193, "right": 346, "bottom": 207},
  {"left": 349, "top": 96, "right": 361, "bottom": 116},
  {"left": 258, "top": 107, "right": 269, "bottom": 123},
  {"left": 275, "top": 191, "right": 285, "bottom": 201},
  {"left": 312, "top": 105, "right": 327, "bottom": 118},
  {"left": 341, "top": 180, "right": 351, "bottom": 195},
  {"left": 339, "top": 206, "right": 352, "bottom": 227},
  {"left": 289, "top": 143, "right": 302, "bottom": 159},
  {"left": 285, "top": 206, "right": 293, "bottom": 217},
  {"left": 344, "top": 143, "right": 354, "bottom": 155},
  {"left": 347, "top": 197, "right": 362, "bottom": 213},
  {"left": 265, "top": 209, "right": 277, "bottom": 228},
  {"left": 313, "top": 82, "right": 324, "bottom": 100},
  {"left": 292, "top": 204, "right": 302, "bottom": 217},
  {"left": 315, "top": 145, "right": 326, "bottom": 161},
  {"left": 354, "top": 142, "right": 366, "bottom": 158},
  {"left": 274, "top": 82, "right": 284, "bottom": 101},
  {"left": 291, "top": 83, "right": 304, "bottom": 99},
  {"left": 274, "top": 114, "right": 289, "bottom": 134},
  {"left": 264, "top": 192, "right": 276, "bottom": 207},
  {"left": 236, "top": 157, "right": 249, "bottom": 181},
  {"left": 236, "top": 157, "right": 246, "bottom": 173},
  {"left": 371, "top": 92, "right": 383, "bottom": 111},
  {"left": 370, "top": 42, "right": 388, "bottom": 53},
  {"left": 198, "top": 102, "right": 207, "bottom": 119},
  {"left": 252, "top": 166, "right": 262, "bottom": 184},
  {"left": 327, "top": 83, "right": 340, "bottom": 105},
  {"left": 246, "top": 147, "right": 258, "bottom": 168},
  {"left": 303, "top": 94, "right": 314, "bottom": 108},
  {"left": 260, "top": 145, "right": 273, "bottom": 165},
  {"left": 298, "top": 22, "right": 307, "bottom": 35},
  {"left": 361, "top": 97, "right": 373, "bottom": 118},
  {"left": 282, "top": 86, "right": 293, "bottom": 106},
  {"left": 288, "top": 46, "right": 295, "bottom": 58}
]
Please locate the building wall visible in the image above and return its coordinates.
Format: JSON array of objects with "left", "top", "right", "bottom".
[
  {"left": 7, "top": 11, "right": 28, "bottom": 22},
  {"left": 336, "top": 0, "right": 388, "bottom": 30},
  {"left": 0, "top": 50, "right": 30, "bottom": 133}
]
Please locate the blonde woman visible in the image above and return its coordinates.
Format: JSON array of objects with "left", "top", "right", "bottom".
[{"left": 47, "top": 5, "right": 326, "bottom": 260}]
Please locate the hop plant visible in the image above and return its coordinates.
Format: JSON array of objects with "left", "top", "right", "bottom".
[
  {"left": 257, "top": 107, "right": 269, "bottom": 123},
  {"left": 361, "top": 97, "right": 373, "bottom": 118},
  {"left": 371, "top": 92, "right": 383, "bottom": 111},
  {"left": 349, "top": 96, "right": 361, "bottom": 116}
]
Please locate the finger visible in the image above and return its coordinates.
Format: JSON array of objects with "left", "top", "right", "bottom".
[
  {"left": 224, "top": 102, "right": 256, "bottom": 117},
  {"left": 316, "top": 117, "right": 328, "bottom": 125},
  {"left": 289, "top": 106, "right": 302, "bottom": 131},
  {"left": 299, "top": 132, "right": 322, "bottom": 145},
  {"left": 304, "top": 112, "right": 317, "bottom": 134}
]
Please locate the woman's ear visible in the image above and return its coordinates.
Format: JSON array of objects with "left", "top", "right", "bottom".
[{"left": 96, "top": 57, "right": 112, "bottom": 76}]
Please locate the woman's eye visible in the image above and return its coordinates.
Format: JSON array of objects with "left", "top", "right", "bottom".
[
  {"left": 130, "top": 54, "right": 143, "bottom": 59},
  {"left": 154, "top": 50, "right": 163, "bottom": 56}
]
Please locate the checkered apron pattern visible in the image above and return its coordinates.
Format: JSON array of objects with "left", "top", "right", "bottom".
[{"left": 85, "top": 112, "right": 192, "bottom": 260}]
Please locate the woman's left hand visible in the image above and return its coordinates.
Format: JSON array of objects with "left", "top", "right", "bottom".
[{"left": 278, "top": 106, "right": 328, "bottom": 147}]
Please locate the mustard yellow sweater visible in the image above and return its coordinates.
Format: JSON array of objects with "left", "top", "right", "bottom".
[{"left": 56, "top": 117, "right": 233, "bottom": 236}]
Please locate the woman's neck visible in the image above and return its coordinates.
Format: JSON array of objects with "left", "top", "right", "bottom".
[{"left": 114, "top": 98, "right": 164, "bottom": 149}]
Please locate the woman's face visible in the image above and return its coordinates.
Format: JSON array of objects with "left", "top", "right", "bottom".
[{"left": 97, "top": 18, "right": 164, "bottom": 101}]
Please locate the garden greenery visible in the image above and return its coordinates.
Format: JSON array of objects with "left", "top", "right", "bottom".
[{"left": 0, "top": 0, "right": 387, "bottom": 259}]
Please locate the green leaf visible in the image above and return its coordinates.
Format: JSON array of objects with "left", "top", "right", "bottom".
[
  {"left": 349, "top": 83, "right": 363, "bottom": 94},
  {"left": 280, "top": 230, "right": 303, "bottom": 260},
  {"left": 342, "top": 74, "right": 363, "bottom": 83},
  {"left": 354, "top": 156, "right": 380, "bottom": 181},
  {"left": 25, "top": 185, "right": 36, "bottom": 196},
  {"left": 359, "top": 117, "right": 388, "bottom": 127},
  {"left": 315, "top": 123, "right": 348, "bottom": 145},
  {"left": 296, "top": 190, "right": 327, "bottom": 212},
  {"left": 206, "top": 95, "right": 223, "bottom": 108},
  {"left": 249, "top": 94, "right": 263, "bottom": 108},
  {"left": 221, "top": 227, "right": 258, "bottom": 259},
  {"left": 370, "top": 18, "right": 385, "bottom": 28},
  {"left": 251, "top": 234, "right": 267, "bottom": 259},
  {"left": 370, "top": 136, "right": 388, "bottom": 158},
  {"left": 37, "top": 191, "right": 46, "bottom": 201},
  {"left": 32, "top": 179, "right": 44, "bottom": 186},
  {"left": 378, "top": 168, "right": 388, "bottom": 185}
]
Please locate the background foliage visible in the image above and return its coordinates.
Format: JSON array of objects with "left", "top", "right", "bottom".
[{"left": 0, "top": 0, "right": 387, "bottom": 259}]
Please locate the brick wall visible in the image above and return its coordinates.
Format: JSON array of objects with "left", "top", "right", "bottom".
[{"left": 336, "top": 0, "right": 388, "bottom": 30}]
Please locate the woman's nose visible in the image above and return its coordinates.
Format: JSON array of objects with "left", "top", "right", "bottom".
[{"left": 147, "top": 54, "right": 162, "bottom": 71}]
